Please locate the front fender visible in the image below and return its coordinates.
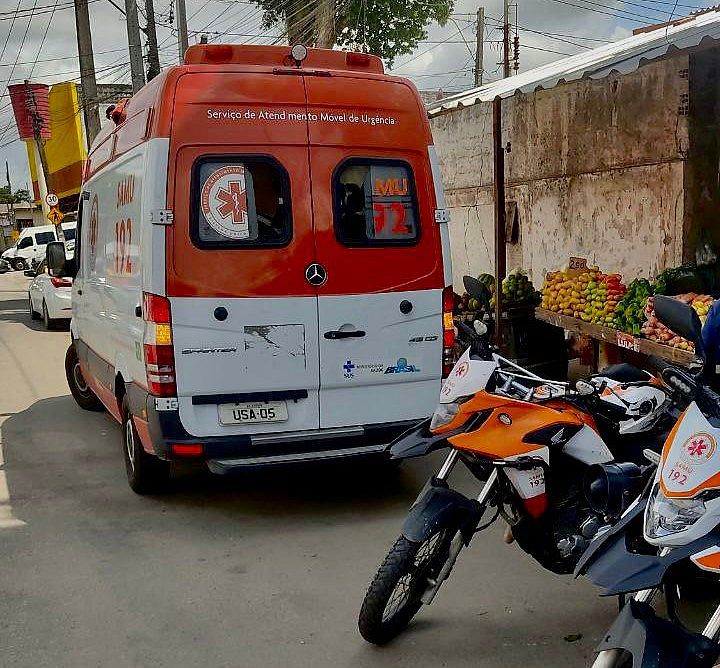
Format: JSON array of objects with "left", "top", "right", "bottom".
[
  {"left": 387, "top": 418, "right": 456, "bottom": 460},
  {"left": 401, "top": 481, "right": 483, "bottom": 544},
  {"left": 576, "top": 498, "right": 720, "bottom": 594},
  {"left": 596, "top": 599, "right": 719, "bottom": 668}
]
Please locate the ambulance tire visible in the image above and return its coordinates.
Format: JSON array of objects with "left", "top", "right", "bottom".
[
  {"left": 122, "top": 397, "right": 170, "bottom": 495},
  {"left": 65, "top": 343, "right": 103, "bottom": 411}
]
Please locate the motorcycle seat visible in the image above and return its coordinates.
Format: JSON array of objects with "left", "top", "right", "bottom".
[{"left": 595, "top": 363, "right": 649, "bottom": 384}]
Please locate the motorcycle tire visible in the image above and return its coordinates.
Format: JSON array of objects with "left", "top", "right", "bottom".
[{"left": 358, "top": 530, "right": 453, "bottom": 645}]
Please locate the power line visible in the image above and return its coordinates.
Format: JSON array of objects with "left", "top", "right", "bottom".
[
  {"left": 0, "top": 0, "right": 22, "bottom": 65},
  {"left": 0, "top": 0, "right": 100, "bottom": 21},
  {"left": 540, "top": 0, "right": 657, "bottom": 23},
  {"left": 521, "top": 43, "right": 574, "bottom": 56},
  {"left": 29, "top": 0, "right": 60, "bottom": 79}
]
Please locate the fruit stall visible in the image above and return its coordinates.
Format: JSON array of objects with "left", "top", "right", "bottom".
[
  {"left": 455, "top": 271, "right": 568, "bottom": 378},
  {"left": 534, "top": 261, "right": 717, "bottom": 369}
]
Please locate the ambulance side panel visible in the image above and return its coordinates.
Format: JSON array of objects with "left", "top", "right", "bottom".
[{"left": 76, "top": 143, "right": 147, "bottom": 412}]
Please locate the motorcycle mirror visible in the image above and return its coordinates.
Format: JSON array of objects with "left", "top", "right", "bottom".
[
  {"left": 474, "top": 320, "right": 488, "bottom": 336},
  {"left": 654, "top": 295, "right": 705, "bottom": 361},
  {"left": 575, "top": 380, "right": 595, "bottom": 396},
  {"left": 463, "top": 276, "right": 490, "bottom": 305}
]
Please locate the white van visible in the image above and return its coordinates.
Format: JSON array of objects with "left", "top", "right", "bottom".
[
  {"left": 2, "top": 222, "right": 76, "bottom": 270},
  {"left": 48, "top": 44, "right": 454, "bottom": 494}
]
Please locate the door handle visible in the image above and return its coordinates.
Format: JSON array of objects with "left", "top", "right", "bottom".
[
  {"left": 77, "top": 289, "right": 82, "bottom": 295},
  {"left": 324, "top": 330, "right": 366, "bottom": 340},
  {"left": 135, "top": 305, "right": 142, "bottom": 318}
]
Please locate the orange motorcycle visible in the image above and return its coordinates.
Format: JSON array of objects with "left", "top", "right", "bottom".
[{"left": 358, "top": 301, "right": 672, "bottom": 645}]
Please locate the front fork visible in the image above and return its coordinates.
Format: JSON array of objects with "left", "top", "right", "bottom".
[
  {"left": 590, "top": 588, "right": 658, "bottom": 668},
  {"left": 591, "top": 547, "right": 720, "bottom": 668},
  {"left": 420, "top": 450, "right": 499, "bottom": 605}
]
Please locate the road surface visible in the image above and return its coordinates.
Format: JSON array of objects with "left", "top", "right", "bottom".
[{"left": 0, "top": 269, "right": 615, "bottom": 668}]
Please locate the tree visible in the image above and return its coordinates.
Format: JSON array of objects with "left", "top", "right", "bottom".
[
  {"left": 254, "top": 0, "right": 453, "bottom": 67},
  {"left": 0, "top": 187, "right": 31, "bottom": 204}
]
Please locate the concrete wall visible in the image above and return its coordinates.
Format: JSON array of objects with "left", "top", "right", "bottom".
[{"left": 431, "top": 54, "right": 693, "bottom": 289}]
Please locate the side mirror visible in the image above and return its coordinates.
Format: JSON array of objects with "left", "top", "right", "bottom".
[
  {"left": 463, "top": 275, "right": 491, "bottom": 306},
  {"left": 46, "top": 241, "right": 67, "bottom": 277},
  {"left": 654, "top": 295, "right": 704, "bottom": 359}
]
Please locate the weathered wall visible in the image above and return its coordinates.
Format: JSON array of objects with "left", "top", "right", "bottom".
[
  {"left": 685, "top": 48, "right": 720, "bottom": 265},
  {"left": 431, "top": 54, "right": 693, "bottom": 288}
]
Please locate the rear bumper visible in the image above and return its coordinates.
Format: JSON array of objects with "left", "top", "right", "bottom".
[
  {"left": 49, "top": 291, "right": 72, "bottom": 319},
  {"left": 134, "top": 388, "right": 416, "bottom": 470}
]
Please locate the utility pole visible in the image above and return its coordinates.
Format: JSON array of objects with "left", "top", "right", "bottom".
[
  {"left": 124, "top": 0, "right": 146, "bottom": 93},
  {"left": 474, "top": 7, "right": 484, "bottom": 87},
  {"left": 25, "top": 82, "right": 64, "bottom": 241},
  {"left": 315, "top": 0, "right": 335, "bottom": 48},
  {"left": 502, "top": 0, "right": 511, "bottom": 78},
  {"left": 5, "top": 161, "right": 16, "bottom": 234},
  {"left": 144, "top": 0, "right": 161, "bottom": 80},
  {"left": 175, "top": 0, "right": 189, "bottom": 62},
  {"left": 73, "top": 0, "right": 101, "bottom": 146}
]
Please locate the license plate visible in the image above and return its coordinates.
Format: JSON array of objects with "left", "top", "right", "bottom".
[{"left": 218, "top": 401, "right": 288, "bottom": 425}]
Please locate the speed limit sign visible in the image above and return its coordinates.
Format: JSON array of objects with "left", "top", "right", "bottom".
[{"left": 45, "top": 193, "right": 59, "bottom": 207}]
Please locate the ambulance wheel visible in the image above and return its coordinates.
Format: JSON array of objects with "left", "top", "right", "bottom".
[
  {"left": 122, "top": 397, "right": 170, "bottom": 495},
  {"left": 65, "top": 344, "right": 103, "bottom": 411},
  {"left": 12, "top": 258, "right": 26, "bottom": 271}
]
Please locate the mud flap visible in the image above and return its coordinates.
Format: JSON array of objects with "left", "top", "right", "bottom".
[
  {"left": 401, "top": 481, "right": 483, "bottom": 544},
  {"left": 596, "top": 600, "right": 719, "bottom": 668}
]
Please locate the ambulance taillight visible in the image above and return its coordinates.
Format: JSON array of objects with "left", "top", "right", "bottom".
[
  {"left": 442, "top": 286, "right": 455, "bottom": 378},
  {"left": 142, "top": 293, "right": 177, "bottom": 397}
]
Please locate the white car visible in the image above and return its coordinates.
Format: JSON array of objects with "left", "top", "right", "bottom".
[{"left": 28, "top": 262, "right": 72, "bottom": 329}]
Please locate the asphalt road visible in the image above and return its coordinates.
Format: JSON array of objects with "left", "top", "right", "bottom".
[{"left": 0, "top": 269, "right": 616, "bottom": 668}]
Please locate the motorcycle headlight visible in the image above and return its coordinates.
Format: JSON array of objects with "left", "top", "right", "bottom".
[
  {"left": 645, "top": 484, "right": 707, "bottom": 540},
  {"left": 429, "top": 401, "right": 460, "bottom": 431}
]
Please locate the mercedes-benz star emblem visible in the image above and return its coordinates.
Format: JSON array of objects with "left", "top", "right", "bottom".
[{"left": 305, "top": 263, "right": 327, "bottom": 286}]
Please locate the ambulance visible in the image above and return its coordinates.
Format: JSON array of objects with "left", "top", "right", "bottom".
[{"left": 48, "top": 44, "right": 453, "bottom": 493}]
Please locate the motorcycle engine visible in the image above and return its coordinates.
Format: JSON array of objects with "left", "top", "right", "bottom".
[{"left": 510, "top": 454, "right": 604, "bottom": 574}]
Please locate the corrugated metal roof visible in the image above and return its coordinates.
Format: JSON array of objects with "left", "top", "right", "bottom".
[{"left": 426, "top": 10, "right": 720, "bottom": 117}]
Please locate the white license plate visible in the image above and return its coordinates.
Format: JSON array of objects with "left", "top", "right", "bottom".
[{"left": 218, "top": 401, "right": 288, "bottom": 425}]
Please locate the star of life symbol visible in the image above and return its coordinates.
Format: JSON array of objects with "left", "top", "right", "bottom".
[
  {"left": 682, "top": 432, "right": 716, "bottom": 463},
  {"left": 454, "top": 361, "right": 469, "bottom": 378},
  {"left": 216, "top": 181, "right": 247, "bottom": 224},
  {"left": 200, "top": 165, "right": 250, "bottom": 239}
]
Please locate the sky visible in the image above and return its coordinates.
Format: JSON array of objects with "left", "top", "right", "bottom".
[{"left": 0, "top": 0, "right": 713, "bottom": 189}]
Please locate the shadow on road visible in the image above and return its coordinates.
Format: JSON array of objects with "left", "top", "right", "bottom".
[
  {"left": 0, "top": 395, "right": 615, "bottom": 668},
  {"left": 2, "top": 394, "right": 425, "bottom": 525},
  {"left": 0, "top": 297, "right": 70, "bottom": 332}
]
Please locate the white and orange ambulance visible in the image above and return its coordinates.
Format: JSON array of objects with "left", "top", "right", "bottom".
[{"left": 50, "top": 44, "right": 453, "bottom": 493}]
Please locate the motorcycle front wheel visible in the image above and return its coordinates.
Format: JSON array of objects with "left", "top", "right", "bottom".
[{"left": 358, "top": 529, "right": 453, "bottom": 644}]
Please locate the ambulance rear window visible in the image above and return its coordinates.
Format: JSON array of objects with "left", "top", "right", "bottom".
[
  {"left": 334, "top": 159, "right": 419, "bottom": 246},
  {"left": 191, "top": 156, "right": 291, "bottom": 249}
]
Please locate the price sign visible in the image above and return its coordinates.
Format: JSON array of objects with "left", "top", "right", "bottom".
[
  {"left": 616, "top": 331, "right": 640, "bottom": 352},
  {"left": 569, "top": 256, "right": 588, "bottom": 270},
  {"left": 45, "top": 193, "right": 59, "bottom": 208}
]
